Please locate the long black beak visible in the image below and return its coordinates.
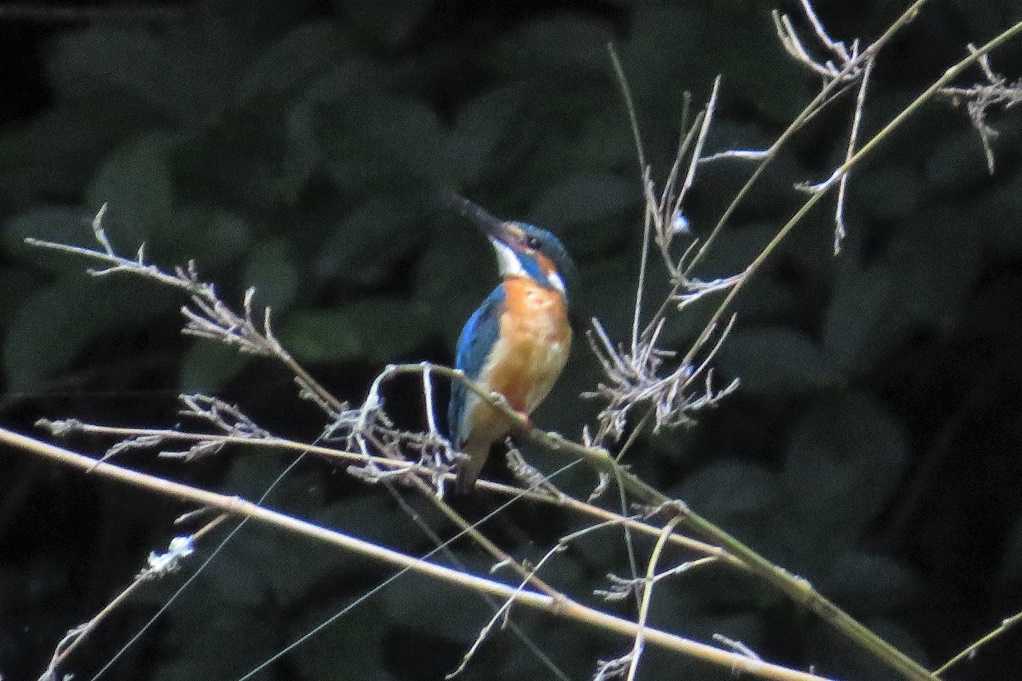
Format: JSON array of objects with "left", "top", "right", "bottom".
[{"left": 444, "top": 192, "right": 512, "bottom": 244}]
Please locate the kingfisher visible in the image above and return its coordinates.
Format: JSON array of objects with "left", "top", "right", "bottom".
[{"left": 446, "top": 195, "right": 577, "bottom": 492}]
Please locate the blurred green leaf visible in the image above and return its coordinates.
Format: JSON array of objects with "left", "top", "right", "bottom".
[
  {"left": 622, "top": 7, "right": 717, "bottom": 120},
  {"left": 336, "top": 0, "right": 433, "bottom": 47},
  {"left": 2, "top": 206, "right": 96, "bottom": 273},
  {"left": 719, "top": 326, "right": 836, "bottom": 395},
  {"left": 673, "top": 459, "right": 780, "bottom": 525},
  {"left": 575, "top": 256, "right": 638, "bottom": 344},
  {"left": 489, "top": 15, "right": 615, "bottom": 76},
  {"left": 925, "top": 127, "right": 990, "bottom": 191},
  {"left": 696, "top": 223, "right": 775, "bottom": 280},
  {"left": 442, "top": 86, "right": 525, "bottom": 186},
  {"left": 276, "top": 59, "right": 393, "bottom": 201},
  {"left": 281, "top": 298, "right": 430, "bottom": 363},
  {"left": 531, "top": 173, "right": 634, "bottom": 227},
  {"left": 820, "top": 551, "right": 920, "bottom": 615},
  {"left": 169, "top": 205, "right": 253, "bottom": 269},
  {"left": 86, "top": 133, "right": 178, "bottom": 249},
  {"left": 887, "top": 206, "right": 981, "bottom": 327},
  {"left": 174, "top": 109, "right": 294, "bottom": 209},
  {"left": 509, "top": 105, "right": 629, "bottom": 197},
  {"left": 0, "top": 97, "right": 158, "bottom": 209},
  {"left": 782, "top": 393, "right": 910, "bottom": 547},
  {"left": 46, "top": 23, "right": 245, "bottom": 126},
  {"left": 244, "top": 237, "right": 300, "bottom": 312},
  {"left": 566, "top": 108, "right": 636, "bottom": 172},
  {"left": 315, "top": 197, "right": 421, "bottom": 287},
  {"left": 414, "top": 227, "right": 495, "bottom": 349},
  {"left": 301, "top": 58, "right": 394, "bottom": 102},
  {"left": 178, "top": 342, "right": 250, "bottom": 393},
  {"left": 3, "top": 275, "right": 174, "bottom": 391},
  {"left": 854, "top": 166, "right": 922, "bottom": 223},
  {"left": 318, "top": 94, "right": 450, "bottom": 192},
  {"left": 238, "top": 21, "right": 348, "bottom": 102},
  {"left": 47, "top": 27, "right": 175, "bottom": 112},
  {"left": 712, "top": 11, "right": 810, "bottom": 122},
  {"left": 823, "top": 264, "right": 906, "bottom": 375},
  {"left": 279, "top": 99, "right": 322, "bottom": 203},
  {"left": 731, "top": 278, "right": 801, "bottom": 324}
]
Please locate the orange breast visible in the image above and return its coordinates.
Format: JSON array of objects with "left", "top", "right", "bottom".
[{"left": 483, "top": 277, "right": 572, "bottom": 414}]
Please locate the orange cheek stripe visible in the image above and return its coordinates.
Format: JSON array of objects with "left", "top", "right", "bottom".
[{"left": 536, "top": 253, "right": 556, "bottom": 277}]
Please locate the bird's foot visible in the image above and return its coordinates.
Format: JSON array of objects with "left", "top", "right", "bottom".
[{"left": 514, "top": 410, "right": 532, "bottom": 429}]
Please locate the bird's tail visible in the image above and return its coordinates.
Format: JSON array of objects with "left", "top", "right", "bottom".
[{"left": 454, "top": 438, "right": 491, "bottom": 494}]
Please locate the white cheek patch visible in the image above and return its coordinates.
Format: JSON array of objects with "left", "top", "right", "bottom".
[
  {"left": 547, "top": 271, "right": 566, "bottom": 295},
  {"left": 489, "top": 238, "right": 525, "bottom": 278}
]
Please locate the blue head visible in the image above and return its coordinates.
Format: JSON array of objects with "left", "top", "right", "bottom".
[{"left": 450, "top": 195, "right": 577, "bottom": 305}]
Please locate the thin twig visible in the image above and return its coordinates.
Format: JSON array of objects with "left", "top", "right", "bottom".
[
  {"left": 25, "top": 216, "right": 344, "bottom": 414},
  {"left": 933, "top": 610, "right": 1022, "bottom": 676},
  {"left": 448, "top": 543, "right": 567, "bottom": 678},
  {"left": 685, "top": 0, "right": 928, "bottom": 276},
  {"left": 654, "top": 26, "right": 1022, "bottom": 681},
  {"left": 624, "top": 515, "right": 684, "bottom": 681},
  {"left": 34, "top": 417, "right": 737, "bottom": 565},
  {"left": 38, "top": 515, "right": 227, "bottom": 681},
  {"left": 834, "top": 49, "right": 874, "bottom": 254}
]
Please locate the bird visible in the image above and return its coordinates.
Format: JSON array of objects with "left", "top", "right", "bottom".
[{"left": 446, "top": 195, "right": 577, "bottom": 493}]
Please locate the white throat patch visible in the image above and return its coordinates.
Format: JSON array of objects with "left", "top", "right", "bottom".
[
  {"left": 489, "top": 237, "right": 568, "bottom": 299},
  {"left": 489, "top": 238, "right": 525, "bottom": 278}
]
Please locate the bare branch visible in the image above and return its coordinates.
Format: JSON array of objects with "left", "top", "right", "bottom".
[
  {"left": 26, "top": 207, "right": 344, "bottom": 412},
  {"left": 624, "top": 515, "right": 685, "bottom": 681},
  {"left": 773, "top": 1, "right": 862, "bottom": 83},
  {"left": 585, "top": 315, "right": 739, "bottom": 443},
  {"left": 713, "top": 633, "right": 763, "bottom": 662},
  {"left": 36, "top": 515, "right": 226, "bottom": 681},
  {"left": 834, "top": 50, "right": 874, "bottom": 254},
  {"left": 2, "top": 428, "right": 829, "bottom": 681},
  {"left": 933, "top": 610, "right": 1022, "bottom": 676},
  {"left": 447, "top": 543, "right": 567, "bottom": 678}
]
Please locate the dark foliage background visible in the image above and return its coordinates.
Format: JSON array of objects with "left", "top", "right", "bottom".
[{"left": 1, "top": 1, "right": 1021, "bottom": 680}]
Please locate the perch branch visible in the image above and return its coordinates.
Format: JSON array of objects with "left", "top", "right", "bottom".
[{"left": 0, "top": 426, "right": 830, "bottom": 681}]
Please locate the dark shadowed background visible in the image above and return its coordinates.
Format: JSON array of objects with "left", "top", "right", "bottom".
[{"left": 1, "top": 1, "right": 1021, "bottom": 679}]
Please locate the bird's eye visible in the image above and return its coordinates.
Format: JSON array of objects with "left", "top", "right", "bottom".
[{"left": 525, "top": 235, "right": 541, "bottom": 250}]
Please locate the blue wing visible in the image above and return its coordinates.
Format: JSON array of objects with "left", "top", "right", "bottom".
[{"left": 448, "top": 285, "right": 505, "bottom": 446}]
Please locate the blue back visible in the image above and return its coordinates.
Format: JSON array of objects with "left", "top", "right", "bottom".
[{"left": 448, "top": 284, "right": 505, "bottom": 445}]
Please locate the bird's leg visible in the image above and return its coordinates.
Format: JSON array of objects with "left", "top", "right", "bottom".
[{"left": 488, "top": 390, "right": 532, "bottom": 430}]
